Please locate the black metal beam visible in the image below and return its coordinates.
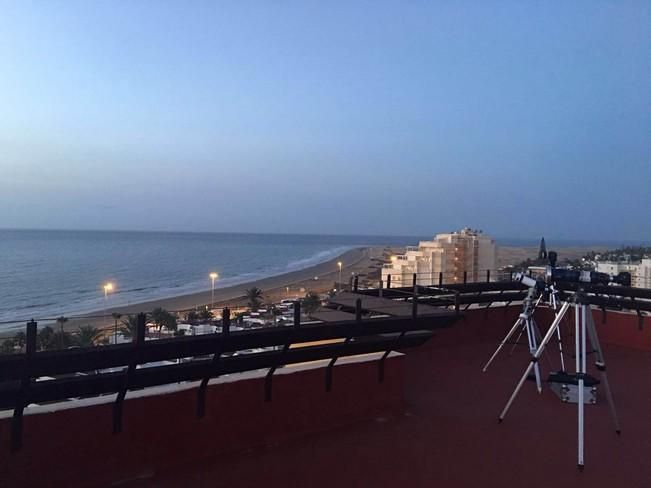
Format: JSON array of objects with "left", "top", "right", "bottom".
[
  {"left": 0, "top": 332, "right": 433, "bottom": 409},
  {"left": 0, "top": 314, "right": 456, "bottom": 382}
]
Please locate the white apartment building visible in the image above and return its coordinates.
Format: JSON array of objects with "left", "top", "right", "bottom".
[
  {"left": 596, "top": 259, "right": 651, "bottom": 288},
  {"left": 382, "top": 228, "right": 497, "bottom": 287}
]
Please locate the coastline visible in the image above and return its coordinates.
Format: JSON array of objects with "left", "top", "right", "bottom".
[
  {"left": 1, "top": 243, "right": 604, "bottom": 335},
  {"left": 69, "top": 245, "right": 597, "bottom": 330},
  {"left": 57, "top": 246, "right": 383, "bottom": 331}
]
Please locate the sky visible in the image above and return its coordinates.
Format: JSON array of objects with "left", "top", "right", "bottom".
[{"left": 1, "top": 1, "right": 649, "bottom": 240}]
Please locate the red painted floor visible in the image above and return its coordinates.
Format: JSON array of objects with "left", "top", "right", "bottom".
[{"left": 125, "top": 310, "right": 651, "bottom": 488}]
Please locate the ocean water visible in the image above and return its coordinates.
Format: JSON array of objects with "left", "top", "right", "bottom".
[
  {"left": 0, "top": 230, "right": 420, "bottom": 328},
  {"left": 0, "top": 229, "right": 633, "bottom": 329}
]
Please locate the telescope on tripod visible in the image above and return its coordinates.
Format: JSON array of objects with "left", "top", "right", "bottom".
[{"left": 484, "top": 250, "right": 624, "bottom": 470}]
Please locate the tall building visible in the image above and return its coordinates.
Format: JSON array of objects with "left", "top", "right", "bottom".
[{"left": 382, "top": 228, "right": 497, "bottom": 287}]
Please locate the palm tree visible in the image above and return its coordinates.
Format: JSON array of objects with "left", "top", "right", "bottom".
[
  {"left": 56, "top": 316, "right": 69, "bottom": 349},
  {"left": 150, "top": 307, "right": 177, "bottom": 335},
  {"left": 1, "top": 339, "right": 16, "bottom": 355},
  {"left": 14, "top": 331, "right": 26, "bottom": 351},
  {"left": 111, "top": 312, "right": 122, "bottom": 345},
  {"left": 266, "top": 303, "right": 282, "bottom": 326},
  {"left": 51, "top": 330, "right": 73, "bottom": 349},
  {"left": 37, "top": 326, "right": 55, "bottom": 351},
  {"left": 244, "top": 287, "right": 264, "bottom": 311},
  {"left": 75, "top": 325, "right": 102, "bottom": 347},
  {"left": 302, "top": 291, "right": 321, "bottom": 315},
  {"left": 234, "top": 312, "right": 245, "bottom": 326},
  {"left": 198, "top": 308, "right": 213, "bottom": 323},
  {"left": 184, "top": 310, "right": 199, "bottom": 323},
  {"left": 120, "top": 315, "right": 139, "bottom": 340}
]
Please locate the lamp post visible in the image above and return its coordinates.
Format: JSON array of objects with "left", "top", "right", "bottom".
[
  {"left": 210, "top": 272, "right": 218, "bottom": 309},
  {"left": 103, "top": 282, "right": 114, "bottom": 326},
  {"left": 337, "top": 261, "right": 343, "bottom": 289}
]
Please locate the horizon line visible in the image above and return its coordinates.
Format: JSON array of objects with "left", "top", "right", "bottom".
[{"left": 0, "top": 226, "right": 649, "bottom": 245}]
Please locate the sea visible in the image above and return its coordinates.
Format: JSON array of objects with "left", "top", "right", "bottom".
[
  {"left": 0, "top": 230, "right": 424, "bottom": 329},
  {"left": 0, "top": 229, "right": 635, "bottom": 330}
]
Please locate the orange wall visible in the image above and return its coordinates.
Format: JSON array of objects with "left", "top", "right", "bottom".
[
  {"left": 0, "top": 356, "right": 405, "bottom": 488},
  {"left": 2, "top": 306, "right": 648, "bottom": 487},
  {"left": 430, "top": 305, "right": 651, "bottom": 352}
]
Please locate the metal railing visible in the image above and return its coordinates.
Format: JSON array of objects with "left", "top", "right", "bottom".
[
  {"left": 1, "top": 303, "right": 457, "bottom": 451},
  {"left": 351, "top": 272, "right": 651, "bottom": 319}
]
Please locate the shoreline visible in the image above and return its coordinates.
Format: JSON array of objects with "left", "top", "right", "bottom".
[
  {"left": 1, "top": 243, "right": 604, "bottom": 335},
  {"left": 28, "top": 246, "right": 383, "bottom": 333}
]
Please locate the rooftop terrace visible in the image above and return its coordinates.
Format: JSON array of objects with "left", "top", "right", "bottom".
[{"left": 1, "top": 281, "right": 650, "bottom": 487}]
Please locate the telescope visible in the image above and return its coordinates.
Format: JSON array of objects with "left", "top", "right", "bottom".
[
  {"left": 546, "top": 268, "right": 631, "bottom": 287},
  {"left": 514, "top": 268, "right": 631, "bottom": 289},
  {"left": 514, "top": 249, "right": 632, "bottom": 289}
]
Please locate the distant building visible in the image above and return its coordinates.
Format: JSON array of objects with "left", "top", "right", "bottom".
[
  {"left": 382, "top": 228, "right": 497, "bottom": 287},
  {"left": 596, "top": 258, "right": 651, "bottom": 288}
]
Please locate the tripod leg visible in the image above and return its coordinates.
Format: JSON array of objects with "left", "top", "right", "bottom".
[
  {"left": 577, "top": 304, "right": 586, "bottom": 471},
  {"left": 556, "top": 325, "right": 566, "bottom": 372},
  {"left": 586, "top": 307, "right": 621, "bottom": 434},
  {"left": 482, "top": 316, "right": 523, "bottom": 372},
  {"left": 499, "top": 301, "right": 571, "bottom": 422},
  {"left": 508, "top": 326, "right": 525, "bottom": 357},
  {"left": 533, "top": 318, "right": 554, "bottom": 371},
  {"left": 525, "top": 318, "right": 543, "bottom": 392}
]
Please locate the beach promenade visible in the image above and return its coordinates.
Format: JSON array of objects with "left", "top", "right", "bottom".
[{"left": 59, "top": 246, "right": 384, "bottom": 331}]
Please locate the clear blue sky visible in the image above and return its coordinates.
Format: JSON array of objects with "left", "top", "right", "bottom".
[{"left": 1, "top": 1, "right": 649, "bottom": 240}]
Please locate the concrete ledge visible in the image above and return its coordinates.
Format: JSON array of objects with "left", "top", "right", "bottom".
[{"left": 0, "top": 352, "right": 406, "bottom": 487}]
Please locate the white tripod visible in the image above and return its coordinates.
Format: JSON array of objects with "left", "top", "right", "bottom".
[
  {"left": 498, "top": 290, "right": 620, "bottom": 470},
  {"left": 482, "top": 288, "right": 545, "bottom": 391}
]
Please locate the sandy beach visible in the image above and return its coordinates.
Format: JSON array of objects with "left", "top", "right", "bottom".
[{"left": 56, "top": 246, "right": 386, "bottom": 331}]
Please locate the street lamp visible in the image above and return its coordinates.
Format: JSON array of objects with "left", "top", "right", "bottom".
[
  {"left": 103, "top": 282, "right": 114, "bottom": 325},
  {"left": 337, "top": 261, "right": 343, "bottom": 288},
  {"left": 209, "top": 272, "right": 218, "bottom": 309}
]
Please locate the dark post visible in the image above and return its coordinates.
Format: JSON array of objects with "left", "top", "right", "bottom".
[
  {"left": 135, "top": 313, "right": 146, "bottom": 344},
  {"left": 486, "top": 270, "right": 491, "bottom": 283},
  {"left": 379, "top": 279, "right": 383, "bottom": 298},
  {"left": 412, "top": 273, "right": 417, "bottom": 287},
  {"left": 454, "top": 291, "right": 461, "bottom": 316},
  {"left": 412, "top": 283, "right": 418, "bottom": 320},
  {"left": 387, "top": 274, "right": 391, "bottom": 289},
  {"left": 293, "top": 300, "right": 301, "bottom": 328},
  {"left": 509, "top": 271, "right": 514, "bottom": 282},
  {"left": 222, "top": 307, "right": 230, "bottom": 335},
  {"left": 463, "top": 271, "right": 468, "bottom": 284},
  {"left": 439, "top": 272, "right": 443, "bottom": 286},
  {"left": 353, "top": 275, "right": 359, "bottom": 292},
  {"left": 355, "top": 298, "right": 362, "bottom": 323},
  {"left": 113, "top": 313, "right": 145, "bottom": 434},
  {"left": 12, "top": 320, "right": 37, "bottom": 452},
  {"left": 25, "top": 320, "right": 37, "bottom": 356}
]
